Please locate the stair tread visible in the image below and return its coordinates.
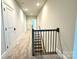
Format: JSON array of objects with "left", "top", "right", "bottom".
[
  {"left": 34, "top": 41, "right": 41, "bottom": 42},
  {"left": 34, "top": 38, "right": 41, "bottom": 40},
  {"left": 34, "top": 43, "right": 41, "bottom": 44},
  {"left": 34, "top": 49, "right": 42, "bottom": 51},
  {"left": 34, "top": 46, "right": 42, "bottom": 48},
  {"left": 34, "top": 34, "right": 40, "bottom": 36},
  {"left": 34, "top": 33, "right": 40, "bottom": 34},
  {"left": 34, "top": 45, "right": 42, "bottom": 47},
  {"left": 34, "top": 43, "right": 41, "bottom": 46},
  {"left": 34, "top": 50, "right": 43, "bottom": 52},
  {"left": 34, "top": 40, "right": 41, "bottom": 41},
  {"left": 34, "top": 46, "right": 42, "bottom": 47}
]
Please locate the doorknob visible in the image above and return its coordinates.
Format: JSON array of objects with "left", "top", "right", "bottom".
[
  {"left": 5, "top": 28, "right": 7, "bottom": 31},
  {"left": 14, "top": 28, "right": 16, "bottom": 31}
]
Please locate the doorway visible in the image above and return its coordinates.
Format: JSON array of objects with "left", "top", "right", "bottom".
[{"left": 32, "top": 19, "right": 36, "bottom": 29}]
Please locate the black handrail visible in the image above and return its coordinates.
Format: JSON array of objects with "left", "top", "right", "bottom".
[{"left": 33, "top": 29, "right": 59, "bottom": 31}]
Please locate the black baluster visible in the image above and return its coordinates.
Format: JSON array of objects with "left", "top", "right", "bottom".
[
  {"left": 32, "top": 29, "right": 34, "bottom": 56},
  {"left": 38, "top": 31, "right": 39, "bottom": 55}
]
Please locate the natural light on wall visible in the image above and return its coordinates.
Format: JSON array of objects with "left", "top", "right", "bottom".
[
  {"left": 41, "top": 3, "right": 48, "bottom": 29},
  {"left": 20, "top": 9, "right": 26, "bottom": 31},
  {"left": 42, "top": 4, "right": 48, "bottom": 20}
]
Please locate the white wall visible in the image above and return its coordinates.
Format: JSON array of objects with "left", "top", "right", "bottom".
[
  {"left": 37, "top": 0, "right": 76, "bottom": 59},
  {"left": 1, "top": 0, "right": 27, "bottom": 55},
  {"left": 1, "top": 14, "right": 6, "bottom": 55}
]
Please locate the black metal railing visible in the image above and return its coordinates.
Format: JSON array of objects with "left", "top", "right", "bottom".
[{"left": 32, "top": 28, "right": 60, "bottom": 56}]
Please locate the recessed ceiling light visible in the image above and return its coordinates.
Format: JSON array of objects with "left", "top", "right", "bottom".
[
  {"left": 31, "top": 13, "right": 33, "bottom": 15},
  {"left": 24, "top": 8, "right": 28, "bottom": 11},
  {"left": 36, "top": 3, "right": 40, "bottom": 6}
]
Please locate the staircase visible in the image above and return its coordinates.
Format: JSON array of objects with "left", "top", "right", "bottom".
[
  {"left": 33, "top": 32, "right": 43, "bottom": 56},
  {"left": 32, "top": 28, "right": 63, "bottom": 57}
]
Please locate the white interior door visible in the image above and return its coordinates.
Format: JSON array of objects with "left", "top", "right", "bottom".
[{"left": 2, "top": 3, "right": 16, "bottom": 49}]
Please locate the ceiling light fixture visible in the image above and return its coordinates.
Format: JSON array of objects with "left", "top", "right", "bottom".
[
  {"left": 36, "top": 3, "right": 40, "bottom": 6},
  {"left": 31, "top": 13, "right": 33, "bottom": 15},
  {"left": 24, "top": 8, "right": 28, "bottom": 11}
]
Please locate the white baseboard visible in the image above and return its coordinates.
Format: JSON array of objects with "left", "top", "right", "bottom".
[
  {"left": 1, "top": 49, "right": 8, "bottom": 59},
  {"left": 56, "top": 48, "right": 68, "bottom": 59},
  {"left": 1, "top": 45, "right": 15, "bottom": 59}
]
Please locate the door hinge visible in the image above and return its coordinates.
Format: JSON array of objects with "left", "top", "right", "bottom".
[{"left": 3, "top": 8, "right": 5, "bottom": 11}]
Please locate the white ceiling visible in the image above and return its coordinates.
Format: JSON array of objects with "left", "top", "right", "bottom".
[{"left": 16, "top": 0, "right": 47, "bottom": 16}]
